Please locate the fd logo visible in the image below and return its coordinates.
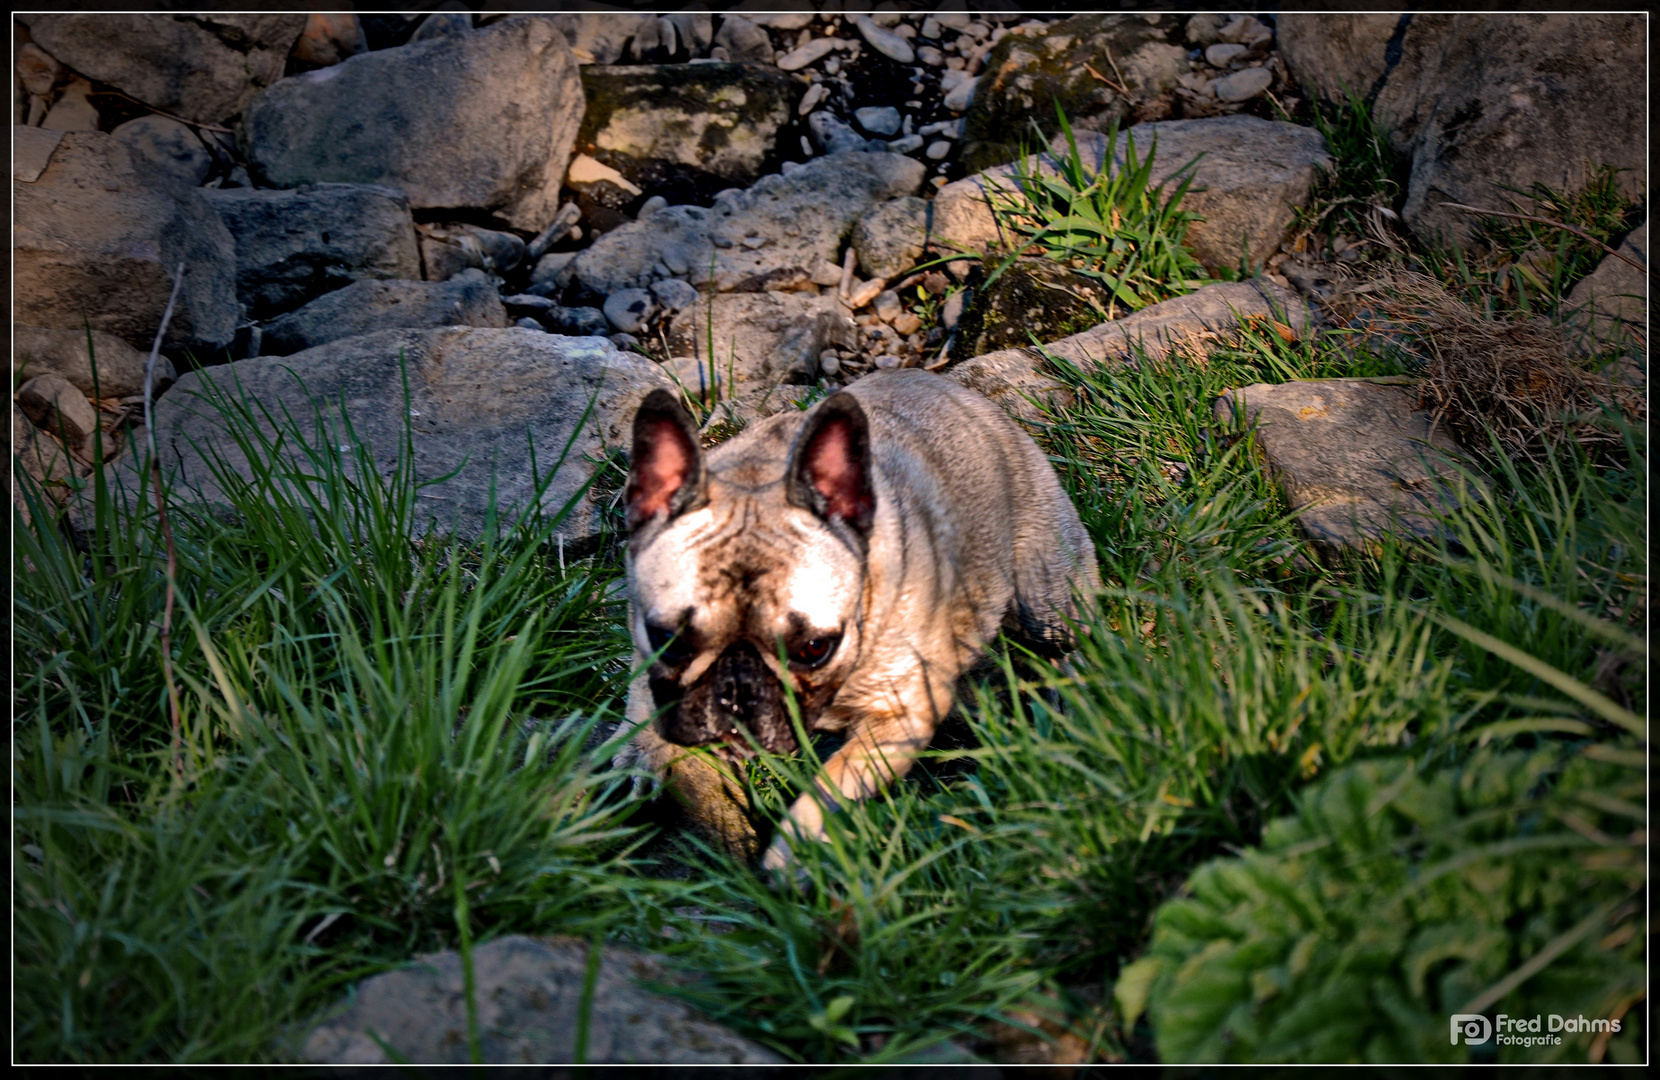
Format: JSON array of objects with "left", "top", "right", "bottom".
[{"left": 1451, "top": 1014, "right": 1493, "bottom": 1045}]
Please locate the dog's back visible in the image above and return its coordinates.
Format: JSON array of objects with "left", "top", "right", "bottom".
[{"left": 711, "top": 369, "right": 1100, "bottom": 657}]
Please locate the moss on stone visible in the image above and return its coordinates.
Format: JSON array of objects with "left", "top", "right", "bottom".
[
  {"left": 952, "top": 256, "right": 1115, "bottom": 359},
  {"left": 961, "top": 14, "right": 1189, "bottom": 174}
]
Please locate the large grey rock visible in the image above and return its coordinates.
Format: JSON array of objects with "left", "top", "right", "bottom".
[
  {"left": 260, "top": 271, "right": 508, "bottom": 355},
  {"left": 1564, "top": 223, "right": 1648, "bottom": 359},
  {"left": 301, "top": 935, "right": 782, "bottom": 1065},
  {"left": 13, "top": 325, "right": 173, "bottom": 399},
  {"left": 202, "top": 184, "right": 421, "bottom": 320},
  {"left": 1278, "top": 13, "right": 1645, "bottom": 248},
  {"left": 664, "top": 291, "right": 857, "bottom": 393},
  {"left": 960, "top": 13, "right": 1189, "bottom": 173},
  {"left": 572, "top": 152, "right": 926, "bottom": 295},
  {"left": 933, "top": 117, "right": 1330, "bottom": 272},
  {"left": 127, "top": 328, "right": 673, "bottom": 542},
  {"left": 16, "top": 13, "right": 306, "bottom": 125},
  {"left": 242, "top": 15, "right": 582, "bottom": 233},
  {"left": 1214, "top": 378, "right": 1472, "bottom": 551},
  {"left": 950, "top": 280, "right": 1313, "bottom": 423},
  {"left": 13, "top": 130, "right": 239, "bottom": 357},
  {"left": 576, "top": 63, "right": 800, "bottom": 190}
]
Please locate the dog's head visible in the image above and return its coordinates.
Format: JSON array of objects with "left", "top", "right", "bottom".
[{"left": 623, "top": 389, "right": 876, "bottom": 761}]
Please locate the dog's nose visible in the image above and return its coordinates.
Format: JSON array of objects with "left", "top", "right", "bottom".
[{"left": 659, "top": 641, "right": 791, "bottom": 752}]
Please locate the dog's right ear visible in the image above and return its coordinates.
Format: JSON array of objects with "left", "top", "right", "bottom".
[{"left": 626, "top": 390, "right": 705, "bottom": 532}]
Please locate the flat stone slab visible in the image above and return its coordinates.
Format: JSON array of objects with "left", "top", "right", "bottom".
[
  {"left": 1214, "top": 377, "right": 1474, "bottom": 550},
  {"left": 950, "top": 279, "right": 1313, "bottom": 423},
  {"left": 301, "top": 935, "right": 783, "bottom": 1065},
  {"left": 92, "top": 328, "right": 671, "bottom": 543}
]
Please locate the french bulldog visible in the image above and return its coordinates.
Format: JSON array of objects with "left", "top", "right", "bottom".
[{"left": 616, "top": 369, "right": 1100, "bottom": 870}]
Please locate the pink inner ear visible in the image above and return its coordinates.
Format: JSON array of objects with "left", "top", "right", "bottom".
[
  {"left": 632, "top": 417, "right": 693, "bottom": 520},
  {"left": 807, "top": 419, "right": 861, "bottom": 520}
]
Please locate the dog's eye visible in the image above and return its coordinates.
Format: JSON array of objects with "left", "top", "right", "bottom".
[
  {"left": 789, "top": 634, "right": 841, "bottom": 669},
  {"left": 646, "top": 622, "right": 693, "bottom": 666}
]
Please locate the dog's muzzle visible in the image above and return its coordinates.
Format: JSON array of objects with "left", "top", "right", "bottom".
[{"left": 653, "top": 641, "right": 800, "bottom": 757}]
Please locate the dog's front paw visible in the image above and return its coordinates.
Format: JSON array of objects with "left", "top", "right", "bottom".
[{"left": 609, "top": 742, "right": 660, "bottom": 799}]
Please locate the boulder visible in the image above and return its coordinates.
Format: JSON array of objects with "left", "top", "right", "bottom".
[
  {"left": 202, "top": 183, "right": 421, "bottom": 320},
  {"left": 110, "top": 115, "right": 214, "bottom": 189},
  {"left": 13, "top": 130, "right": 239, "bottom": 358},
  {"left": 260, "top": 271, "right": 508, "bottom": 355},
  {"left": 1214, "top": 378, "right": 1473, "bottom": 551},
  {"left": 300, "top": 935, "right": 782, "bottom": 1065},
  {"left": 16, "top": 14, "right": 306, "bottom": 126},
  {"left": 572, "top": 151, "right": 926, "bottom": 296},
  {"left": 1563, "top": 222, "right": 1648, "bottom": 360},
  {"left": 576, "top": 63, "right": 800, "bottom": 193},
  {"left": 121, "top": 328, "right": 673, "bottom": 543},
  {"left": 13, "top": 325, "right": 172, "bottom": 399},
  {"left": 851, "top": 195, "right": 932, "bottom": 280},
  {"left": 933, "top": 117, "right": 1330, "bottom": 273},
  {"left": 1277, "top": 13, "right": 1645, "bottom": 248},
  {"left": 960, "top": 14, "right": 1189, "bottom": 173},
  {"left": 242, "top": 15, "right": 583, "bottom": 233},
  {"left": 950, "top": 279, "right": 1314, "bottom": 423},
  {"left": 664, "top": 291, "right": 857, "bottom": 392}
]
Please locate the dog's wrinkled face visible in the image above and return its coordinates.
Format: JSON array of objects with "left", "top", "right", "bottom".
[{"left": 624, "top": 390, "right": 875, "bottom": 762}]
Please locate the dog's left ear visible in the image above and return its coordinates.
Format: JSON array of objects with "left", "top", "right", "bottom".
[
  {"left": 786, "top": 391, "right": 875, "bottom": 538},
  {"left": 626, "top": 390, "right": 706, "bottom": 532}
]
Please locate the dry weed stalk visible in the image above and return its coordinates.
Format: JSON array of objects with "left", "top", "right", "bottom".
[{"left": 1361, "top": 270, "right": 1642, "bottom": 460}]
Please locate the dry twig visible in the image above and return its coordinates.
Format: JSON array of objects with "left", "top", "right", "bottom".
[
  {"left": 144, "top": 263, "right": 188, "bottom": 782},
  {"left": 1439, "top": 202, "right": 1647, "bottom": 273}
]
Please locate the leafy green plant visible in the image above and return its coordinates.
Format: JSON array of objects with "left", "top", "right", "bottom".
[
  {"left": 1121, "top": 743, "right": 1644, "bottom": 1064},
  {"left": 985, "top": 104, "right": 1212, "bottom": 316}
]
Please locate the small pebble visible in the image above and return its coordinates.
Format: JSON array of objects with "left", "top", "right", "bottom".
[
  {"left": 798, "top": 81, "right": 826, "bottom": 115},
  {"left": 847, "top": 278, "right": 885, "bottom": 309},
  {"left": 901, "top": 113, "right": 914, "bottom": 136},
  {"left": 824, "top": 56, "right": 841, "bottom": 75},
  {"left": 943, "top": 75, "right": 978, "bottom": 112},
  {"left": 920, "top": 16, "right": 941, "bottom": 38},
  {"left": 918, "top": 118, "right": 961, "bottom": 137},
  {"left": 801, "top": 134, "right": 814, "bottom": 157},
  {"left": 917, "top": 45, "right": 944, "bottom": 66},
  {"left": 819, "top": 351, "right": 842, "bottom": 376},
  {"left": 925, "top": 139, "right": 952, "bottom": 160},
  {"left": 602, "top": 288, "right": 656, "bottom": 334},
  {"left": 514, "top": 317, "right": 545, "bottom": 331},
  {"left": 930, "top": 175, "right": 948, "bottom": 188},
  {"left": 740, "top": 234, "right": 768, "bottom": 250},
  {"left": 887, "top": 134, "right": 924, "bottom": 154},
  {"left": 609, "top": 332, "right": 642, "bottom": 352},
  {"left": 650, "top": 277, "right": 699, "bottom": 312},
  {"left": 872, "top": 354, "right": 902, "bottom": 369},
  {"left": 637, "top": 194, "right": 668, "bottom": 219},
  {"left": 1205, "top": 42, "right": 1248, "bottom": 67},
  {"left": 777, "top": 37, "right": 836, "bottom": 71},
  {"left": 1212, "top": 65, "right": 1272, "bottom": 102},
  {"left": 939, "top": 68, "right": 970, "bottom": 91},
  {"left": 891, "top": 311, "right": 923, "bottom": 336},
  {"left": 503, "top": 293, "right": 557, "bottom": 311},
  {"left": 781, "top": 159, "right": 803, "bottom": 175},
  {"left": 855, "top": 105, "right": 902, "bottom": 136},
  {"left": 873, "top": 289, "right": 903, "bottom": 323},
  {"left": 853, "top": 14, "right": 915, "bottom": 63}
]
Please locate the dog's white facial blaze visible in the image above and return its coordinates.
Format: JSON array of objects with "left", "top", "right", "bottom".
[
  {"left": 630, "top": 507, "right": 712, "bottom": 648},
  {"left": 779, "top": 511, "right": 862, "bottom": 641}
]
